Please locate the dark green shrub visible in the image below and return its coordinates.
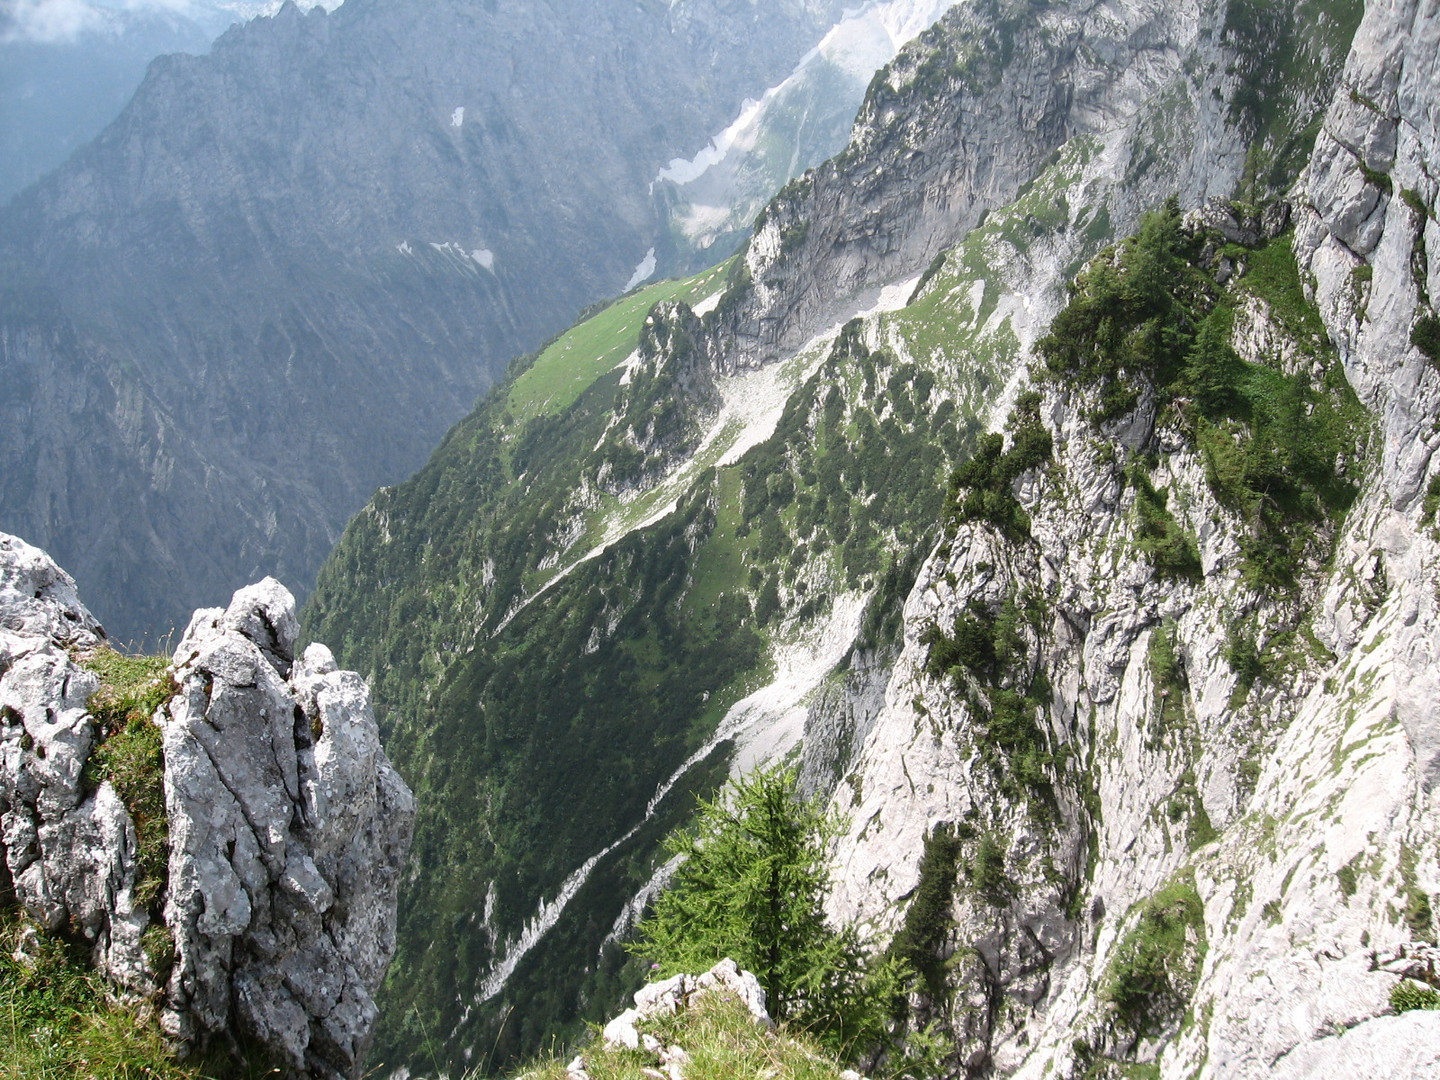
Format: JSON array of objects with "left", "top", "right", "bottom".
[
  {"left": 1037, "top": 201, "right": 1204, "bottom": 422},
  {"left": 1224, "top": 626, "right": 1265, "bottom": 696},
  {"left": 1412, "top": 314, "right": 1440, "bottom": 366},
  {"left": 1147, "top": 621, "right": 1188, "bottom": 742},
  {"left": 1421, "top": 473, "right": 1440, "bottom": 529},
  {"left": 945, "top": 398, "right": 1052, "bottom": 542},
  {"left": 1391, "top": 980, "right": 1440, "bottom": 1013},
  {"left": 889, "top": 826, "right": 963, "bottom": 1002},
  {"left": 1129, "top": 468, "right": 1202, "bottom": 580},
  {"left": 1103, "top": 876, "right": 1206, "bottom": 1037},
  {"left": 969, "top": 833, "right": 1015, "bottom": 905}
]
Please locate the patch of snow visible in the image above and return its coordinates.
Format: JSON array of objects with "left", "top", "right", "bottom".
[
  {"left": 857, "top": 272, "right": 925, "bottom": 318},
  {"left": 656, "top": 94, "right": 771, "bottom": 188},
  {"left": 690, "top": 289, "right": 725, "bottom": 318},
  {"left": 474, "top": 836, "right": 625, "bottom": 1006},
  {"left": 471, "top": 248, "right": 494, "bottom": 271},
  {"left": 616, "top": 348, "right": 644, "bottom": 388},
  {"left": 653, "top": 0, "right": 953, "bottom": 194},
  {"left": 395, "top": 240, "right": 412, "bottom": 255},
  {"left": 451, "top": 105, "right": 465, "bottom": 127},
  {"left": 624, "top": 248, "right": 658, "bottom": 291}
]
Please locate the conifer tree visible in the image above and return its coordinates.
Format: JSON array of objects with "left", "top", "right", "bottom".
[{"left": 633, "top": 765, "right": 904, "bottom": 1057}]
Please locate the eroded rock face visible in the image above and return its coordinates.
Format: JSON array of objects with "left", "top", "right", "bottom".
[
  {"left": 0, "top": 533, "right": 148, "bottom": 987},
  {"left": 811, "top": 0, "right": 1440, "bottom": 1075},
  {"left": 0, "top": 532, "right": 413, "bottom": 1079},
  {"left": 161, "top": 579, "right": 414, "bottom": 1078}
]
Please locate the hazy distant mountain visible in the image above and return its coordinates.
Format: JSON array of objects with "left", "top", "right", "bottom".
[
  {"left": 0, "top": 0, "right": 852, "bottom": 642},
  {"left": 0, "top": 0, "right": 261, "bottom": 202}
]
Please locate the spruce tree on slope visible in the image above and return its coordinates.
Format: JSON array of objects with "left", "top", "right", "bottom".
[{"left": 632, "top": 765, "right": 905, "bottom": 1058}]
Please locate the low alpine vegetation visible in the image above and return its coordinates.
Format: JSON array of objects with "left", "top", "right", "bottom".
[
  {"left": 82, "top": 647, "right": 176, "bottom": 914},
  {"left": 0, "top": 910, "right": 215, "bottom": 1080},
  {"left": 511, "top": 994, "right": 853, "bottom": 1080},
  {"left": 1101, "top": 873, "right": 1207, "bottom": 1041},
  {"left": 1390, "top": 979, "right": 1440, "bottom": 1013},
  {"left": 1035, "top": 202, "right": 1368, "bottom": 588}
]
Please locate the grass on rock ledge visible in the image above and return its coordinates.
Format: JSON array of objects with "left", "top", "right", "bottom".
[
  {"left": 511, "top": 995, "right": 852, "bottom": 1080},
  {"left": 0, "top": 911, "right": 249, "bottom": 1080},
  {"left": 81, "top": 646, "right": 176, "bottom": 915}
]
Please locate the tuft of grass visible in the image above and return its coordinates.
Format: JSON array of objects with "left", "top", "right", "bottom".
[
  {"left": 0, "top": 910, "right": 227, "bottom": 1080},
  {"left": 82, "top": 647, "right": 174, "bottom": 735},
  {"left": 508, "top": 994, "right": 850, "bottom": 1080},
  {"left": 81, "top": 648, "right": 176, "bottom": 914},
  {"left": 1147, "top": 620, "right": 1189, "bottom": 744}
]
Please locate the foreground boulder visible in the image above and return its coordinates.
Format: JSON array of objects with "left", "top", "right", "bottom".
[{"left": 0, "top": 531, "right": 414, "bottom": 1078}]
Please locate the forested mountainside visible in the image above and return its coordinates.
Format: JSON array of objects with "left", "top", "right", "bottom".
[
  {"left": 0, "top": 0, "right": 856, "bottom": 644},
  {"left": 299, "top": 0, "right": 1440, "bottom": 1075}
]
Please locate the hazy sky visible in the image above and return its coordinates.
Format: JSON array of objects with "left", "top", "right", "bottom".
[{"left": 0, "top": 0, "right": 340, "bottom": 44}]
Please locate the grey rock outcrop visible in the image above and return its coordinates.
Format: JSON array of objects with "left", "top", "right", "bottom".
[
  {"left": 580, "top": 959, "right": 774, "bottom": 1079},
  {"left": 161, "top": 579, "right": 414, "bottom": 1078},
  {"left": 600, "top": 957, "right": 773, "bottom": 1052},
  {"left": 0, "top": 531, "right": 413, "bottom": 1079},
  {"left": 0, "top": 533, "right": 144, "bottom": 983}
]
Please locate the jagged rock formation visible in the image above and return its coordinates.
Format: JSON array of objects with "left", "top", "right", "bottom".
[
  {"left": 0, "top": 531, "right": 413, "bottom": 1079},
  {"left": 0, "top": 534, "right": 135, "bottom": 975},
  {"left": 0, "top": 0, "right": 851, "bottom": 643}
]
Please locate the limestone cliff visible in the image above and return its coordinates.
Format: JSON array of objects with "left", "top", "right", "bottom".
[
  {"left": 302, "top": 0, "right": 1400, "bottom": 1072},
  {"left": 0, "top": 531, "right": 413, "bottom": 1079},
  {"left": 810, "top": 0, "right": 1440, "bottom": 1075}
]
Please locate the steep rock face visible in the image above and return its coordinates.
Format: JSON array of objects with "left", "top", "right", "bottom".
[
  {"left": 706, "top": 0, "right": 1255, "bottom": 372},
  {"left": 0, "top": 0, "right": 849, "bottom": 642},
  {"left": 0, "top": 531, "right": 413, "bottom": 1079},
  {"left": 817, "top": 0, "right": 1440, "bottom": 1076}
]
